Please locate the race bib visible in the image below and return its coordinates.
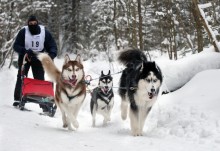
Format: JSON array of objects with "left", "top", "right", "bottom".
[{"left": 24, "top": 25, "right": 45, "bottom": 52}]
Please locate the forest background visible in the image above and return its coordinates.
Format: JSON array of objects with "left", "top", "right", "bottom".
[{"left": 0, "top": 0, "right": 220, "bottom": 66}]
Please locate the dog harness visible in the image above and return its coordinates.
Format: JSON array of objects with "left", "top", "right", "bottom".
[
  {"left": 63, "top": 90, "right": 77, "bottom": 100},
  {"left": 96, "top": 88, "right": 114, "bottom": 110}
]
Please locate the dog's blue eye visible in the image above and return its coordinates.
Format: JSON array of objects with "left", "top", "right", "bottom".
[
  {"left": 67, "top": 68, "right": 72, "bottom": 71},
  {"left": 153, "top": 79, "right": 157, "bottom": 83}
]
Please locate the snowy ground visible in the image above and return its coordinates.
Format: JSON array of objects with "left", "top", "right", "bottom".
[{"left": 0, "top": 50, "right": 220, "bottom": 151}]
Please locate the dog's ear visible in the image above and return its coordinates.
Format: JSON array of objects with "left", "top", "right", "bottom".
[
  {"left": 75, "top": 54, "right": 82, "bottom": 63},
  {"left": 101, "top": 70, "right": 104, "bottom": 76},
  {"left": 64, "top": 54, "right": 70, "bottom": 64},
  {"left": 108, "top": 70, "right": 111, "bottom": 75},
  {"left": 137, "top": 62, "right": 144, "bottom": 72},
  {"left": 152, "top": 61, "right": 156, "bottom": 67}
]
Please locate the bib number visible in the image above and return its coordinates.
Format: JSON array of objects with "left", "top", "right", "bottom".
[
  {"left": 31, "top": 35, "right": 41, "bottom": 51},
  {"left": 32, "top": 41, "right": 39, "bottom": 48}
]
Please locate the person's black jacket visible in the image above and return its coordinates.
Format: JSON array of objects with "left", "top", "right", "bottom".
[{"left": 13, "top": 26, "right": 57, "bottom": 59}]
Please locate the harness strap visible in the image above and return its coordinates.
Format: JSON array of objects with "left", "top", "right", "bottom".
[
  {"left": 63, "top": 89, "right": 77, "bottom": 100},
  {"left": 93, "top": 88, "right": 114, "bottom": 106}
]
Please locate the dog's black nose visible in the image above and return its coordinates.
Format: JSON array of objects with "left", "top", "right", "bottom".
[
  {"left": 151, "top": 88, "right": 155, "bottom": 92},
  {"left": 72, "top": 75, "right": 76, "bottom": 79}
]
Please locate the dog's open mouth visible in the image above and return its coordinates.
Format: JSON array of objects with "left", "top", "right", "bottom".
[
  {"left": 62, "top": 76, "right": 77, "bottom": 87},
  {"left": 69, "top": 78, "right": 77, "bottom": 86},
  {"left": 101, "top": 87, "right": 109, "bottom": 94},
  {"left": 148, "top": 92, "right": 154, "bottom": 99}
]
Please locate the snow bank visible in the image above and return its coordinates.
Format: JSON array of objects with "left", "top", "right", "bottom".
[
  {"left": 157, "top": 51, "right": 220, "bottom": 92},
  {"left": 146, "top": 69, "right": 220, "bottom": 149}
]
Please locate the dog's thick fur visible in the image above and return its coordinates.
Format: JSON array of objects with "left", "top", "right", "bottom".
[
  {"left": 90, "top": 70, "right": 114, "bottom": 127},
  {"left": 38, "top": 53, "right": 86, "bottom": 130},
  {"left": 118, "top": 49, "right": 163, "bottom": 136}
]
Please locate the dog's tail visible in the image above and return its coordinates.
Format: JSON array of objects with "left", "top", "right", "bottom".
[
  {"left": 118, "top": 48, "right": 147, "bottom": 66},
  {"left": 38, "top": 53, "right": 61, "bottom": 83}
]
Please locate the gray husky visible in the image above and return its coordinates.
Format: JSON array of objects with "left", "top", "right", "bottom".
[{"left": 90, "top": 70, "right": 114, "bottom": 127}]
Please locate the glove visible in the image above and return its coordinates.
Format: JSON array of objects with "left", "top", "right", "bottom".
[
  {"left": 25, "top": 49, "right": 37, "bottom": 61},
  {"left": 25, "top": 49, "right": 34, "bottom": 57}
]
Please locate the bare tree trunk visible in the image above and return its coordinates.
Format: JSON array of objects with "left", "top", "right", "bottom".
[
  {"left": 192, "top": 0, "right": 203, "bottom": 53},
  {"left": 131, "top": 3, "right": 137, "bottom": 48},
  {"left": 125, "top": 0, "right": 132, "bottom": 45},
  {"left": 211, "top": 0, "right": 217, "bottom": 25},
  {"left": 176, "top": 5, "right": 194, "bottom": 52},
  {"left": 192, "top": 0, "right": 220, "bottom": 52},
  {"left": 113, "top": 0, "right": 119, "bottom": 50},
  {"left": 137, "top": 0, "right": 143, "bottom": 50}
]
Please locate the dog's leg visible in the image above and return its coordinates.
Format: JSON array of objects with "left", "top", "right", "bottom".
[
  {"left": 61, "top": 110, "right": 68, "bottom": 128},
  {"left": 67, "top": 106, "right": 79, "bottom": 129},
  {"left": 129, "top": 109, "right": 139, "bottom": 136},
  {"left": 139, "top": 107, "right": 152, "bottom": 135},
  {"left": 60, "top": 104, "right": 74, "bottom": 130},
  {"left": 137, "top": 107, "right": 147, "bottom": 136},
  {"left": 107, "top": 105, "right": 113, "bottom": 122},
  {"left": 106, "top": 99, "right": 114, "bottom": 122},
  {"left": 121, "top": 100, "right": 129, "bottom": 120},
  {"left": 59, "top": 104, "right": 69, "bottom": 128},
  {"left": 92, "top": 106, "right": 96, "bottom": 127},
  {"left": 100, "top": 108, "right": 109, "bottom": 126}
]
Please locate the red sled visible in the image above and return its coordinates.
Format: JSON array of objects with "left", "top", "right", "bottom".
[
  {"left": 15, "top": 54, "right": 57, "bottom": 117},
  {"left": 20, "top": 77, "right": 57, "bottom": 117},
  {"left": 22, "top": 78, "right": 54, "bottom": 97}
]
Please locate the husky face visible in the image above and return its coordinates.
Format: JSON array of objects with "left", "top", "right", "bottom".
[
  {"left": 138, "top": 71, "right": 161, "bottom": 99},
  {"left": 138, "top": 62, "right": 162, "bottom": 99},
  {"left": 99, "top": 70, "right": 113, "bottom": 94},
  {"left": 62, "top": 55, "right": 84, "bottom": 87}
]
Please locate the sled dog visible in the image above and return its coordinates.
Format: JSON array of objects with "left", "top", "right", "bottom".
[
  {"left": 118, "top": 49, "right": 163, "bottom": 136},
  {"left": 90, "top": 70, "right": 114, "bottom": 127},
  {"left": 38, "top": 53, "right": 86, "bottom": 130}
]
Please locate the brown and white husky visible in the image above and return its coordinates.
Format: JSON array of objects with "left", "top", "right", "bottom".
[{"left": 38, "top": 53, "right": 86, "bottom": 131}]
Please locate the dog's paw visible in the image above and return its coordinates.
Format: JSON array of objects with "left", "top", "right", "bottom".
[
  {"left": 103, "top": 120, "right": 108, "bottom": 127},
  {"left": 73, "top": 120, "right": 79, "bottom": 129},
  {"left": 63, "top": 123, "right": 68, "bottom": 128},
  {"left": 132, "top": 132, "right": 143, "bottom": 136},
  {"left": 68, "top": 125, "right": 74, "bottom": 131}
]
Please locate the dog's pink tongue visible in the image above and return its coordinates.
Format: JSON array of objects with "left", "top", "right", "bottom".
[
  {"left": 102, "top": 88, "right": 108, "bottom": 93},
  {"left": 70, "top": 78, "right": 77, "bottom": 86}
]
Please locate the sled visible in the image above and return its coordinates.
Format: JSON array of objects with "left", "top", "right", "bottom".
[{"left": 16, "top": 54, "right": 57, "bottom": 117}]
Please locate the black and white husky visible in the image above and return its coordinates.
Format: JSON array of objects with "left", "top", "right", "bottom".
[
  {"left": 90, "top": 70, "right": 114, "bottom": 127},
  {"left": 118, "top": 49, "right": 163, "bottom": 136}
]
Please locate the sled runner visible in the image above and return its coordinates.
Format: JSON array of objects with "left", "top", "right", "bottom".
[{"left": 15, "top": 54, "right": 57, "bottom": 117}]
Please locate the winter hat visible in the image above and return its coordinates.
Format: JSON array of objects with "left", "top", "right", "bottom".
[
  {"left": 27, "top": 15, "right": 38, "bottom": 24},
  {"left": 27, "top": 15, "right": 40, "bottom": 35}
]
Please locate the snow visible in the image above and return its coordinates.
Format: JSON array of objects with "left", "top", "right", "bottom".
[
  {"left": 157, "top": 51, "right": 220, "bottom": 92},
  {"left": 1, "top": 49, "right": 220, "bottom": 151}
]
